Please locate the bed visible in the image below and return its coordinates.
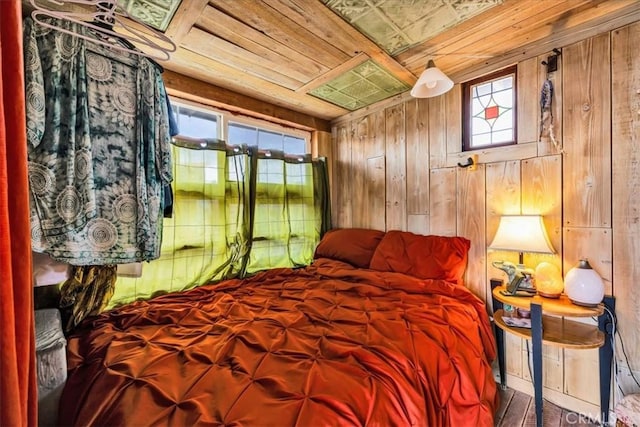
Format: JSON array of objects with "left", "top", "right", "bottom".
[{"left": 58, "top": 229, "right": 498, "bottom": 426}]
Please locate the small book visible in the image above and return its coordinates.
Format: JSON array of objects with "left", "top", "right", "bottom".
[{"left": 502, "top": 315, "right": 531, "bottom": 329}]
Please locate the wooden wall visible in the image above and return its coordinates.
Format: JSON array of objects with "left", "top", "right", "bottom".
[{"left": 328, "top": 21, "right": 640, "bottom": 416}]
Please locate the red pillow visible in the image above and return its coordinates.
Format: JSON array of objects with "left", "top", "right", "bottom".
[
  {"left": 369, "top": 231, "right": 471, "bottom": 284},
  {"left": 314, "top": 228, "right": 386, "bottom": 268}
]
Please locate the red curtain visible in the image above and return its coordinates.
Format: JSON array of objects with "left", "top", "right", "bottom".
[{"left": 0, "top": 1, "right": 38, "bottom": 426}]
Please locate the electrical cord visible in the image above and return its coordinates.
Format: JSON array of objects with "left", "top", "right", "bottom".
[
  {"left": 596, "top": 306, "right": 640, "bottom": 397},
  {"left": 525, "top": 340, "right": 534, "bottom": 386}
]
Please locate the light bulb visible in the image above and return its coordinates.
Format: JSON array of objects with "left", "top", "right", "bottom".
[{"left": 426, "top": 80, "right": 437, "bottom": 89}]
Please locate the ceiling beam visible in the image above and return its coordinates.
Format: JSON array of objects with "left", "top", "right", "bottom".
[{"left": 163, "top": 70, "right": 331, "bottom": 132}]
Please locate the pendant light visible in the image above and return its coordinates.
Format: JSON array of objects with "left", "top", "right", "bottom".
[{"left": 410, "top": 59, "right": 454, "bottom": 98}]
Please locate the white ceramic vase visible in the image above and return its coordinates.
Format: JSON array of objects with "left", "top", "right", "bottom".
[{"left": 564, "top": 259, "right": 604, "bottom": 307}]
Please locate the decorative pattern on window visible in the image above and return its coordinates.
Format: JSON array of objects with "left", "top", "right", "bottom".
[{"left": 463, "top": 65, "right": 517, "bottom": 151}]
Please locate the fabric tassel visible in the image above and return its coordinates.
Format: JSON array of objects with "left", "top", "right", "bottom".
[
  {"left": 59, "top": 265, "right": 117, "bottom": 333},
  {"left": 539, "top": 79, "right": 562, "bottom": 153}
]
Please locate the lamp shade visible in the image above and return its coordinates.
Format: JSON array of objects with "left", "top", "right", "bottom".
[
  {"left": 410, "top": 60, "right": 454, "bottom": 98},
  {"left": 488, "top": 215, "right": 555, "bottom": 254},
  {"left": 564, "top": 259, "right": 604, "bottom": 307}
]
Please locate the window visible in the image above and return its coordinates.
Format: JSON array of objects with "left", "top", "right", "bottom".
[
  {"left": 109, "top": 100, "right": 325, "bottom": 308},
  {"left": 173, "top": 103, "right": 220, "bottom": 139},
  {"left": 228, "top": 122, "right": 307, "bottom": 154},
  {"left": 462, "top": 65, "right": 517, "bottom": 151}
]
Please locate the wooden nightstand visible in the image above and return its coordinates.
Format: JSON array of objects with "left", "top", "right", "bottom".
[{"left": 491, "top": 284, "right": 615, "bottom": 427}]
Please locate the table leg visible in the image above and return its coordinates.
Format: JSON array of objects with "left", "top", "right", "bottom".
[
  {"left": 599, "top": 295, "right": 615, "bottom": 426},
  {"left": 491, "top": 279, "right": 506, "bottom": 389},
  {"left": 495, "top": 324, "right": 506, "bottom": 389},
  {"left": 531, "top": 302, "right": 543, "bottom": 427}
]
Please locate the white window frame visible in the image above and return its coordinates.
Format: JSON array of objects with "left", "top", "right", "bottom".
[{"left": 169, "top": 97, "right": 311, "bottom": 154}]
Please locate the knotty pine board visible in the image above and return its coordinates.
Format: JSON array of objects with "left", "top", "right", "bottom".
[
  {"left": 485, "top": 160, "right": 521, "bottom": 291},
  {"left": 428, "top": 95, "right": 447, "bottom": 169},
  {"left": 562, "top": 33, "right": 611, "bottom": 229},
  {"left": 405, "top": 98, "right": 430, "bottom": 215},
  {"left": 445, "top": 85, "right": 462, "bottom": 156},
  {"left": 351, "top": 120, "right": 368, "bottom": 228},
  {"left": 521, "top": 155, "right": 563, "bottom": 272},
  {"left": 332, "top": 123, "right": 352, "bottom": 228},
  {"left": 428, "top": 168, "right": 456, "bottom": 237},
  {"left": 384, "top": 104, "right": 407, "bottom": 231},
  {"left": 456, "top": 164, "right": 486, "bottom": 300},
  {"left": 611, "top": 20, "right": 640, "bottom": 373},
  {"left": 562, "top": 227, "right": 613, "bottom": 295},
  {"left": 518, "top": 57, "right": 540, "bottom": 144},
  {"left": 365, "top": 156, "right": 386, "bottom": 231}
]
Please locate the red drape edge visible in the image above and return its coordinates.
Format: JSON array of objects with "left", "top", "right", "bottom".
[{"left": 0, "top": 1, "right": 38, "bottom": 426}]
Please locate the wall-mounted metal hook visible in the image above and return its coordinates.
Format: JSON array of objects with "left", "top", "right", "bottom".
[
  {"left": 457, "top": 157, "right": 475, "bottom": 169},
  {"left": 541, "top": 48, "right": 561, "bottom": 74}
]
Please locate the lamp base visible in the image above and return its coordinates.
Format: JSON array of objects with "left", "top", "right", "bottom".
[
  {"left": 569, "top": 299, "right": 600, "bottom": 308},
  {"left": 537, "top": 291, "right": 561, "bottom": 299}
]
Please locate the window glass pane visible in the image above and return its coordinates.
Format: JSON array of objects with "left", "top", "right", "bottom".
[
  {"left": 176, "top": 106, "right": 217, "bottom": 139},
  {"left": 465, "top": 66, "right": 516, "bottom": 150},
  {"left": 258, "top": 130, "right": 283, "bottom": 151},
  {"left": 493, "top": 129, "right": 513, "bottom": 143},
  {"left": 228, "top": 123, "right": 257, "bottom": 145},
  {"left": 472, "top": 117, "right": 491, "bottom": 135},
  {"left": 493, "top": 75, "right": 513, "bottom": 91},
  {"left": 478, "top": 94, "right": 491, "bottom": 108},
  {"left": 284, "top": 136, "right": 306, "bottom": 155},
  {"left": 476, "top": 82, "right": 492, "bottom": 96},
  {"left": 494, "top": 110, "right": 513, "bottom": 131},
  {"left": 472, "top": 98, "right": 484, "bottom": 116},
  {"left": 472, "top": 133, "right": 491, "bottom": 147},
  {"left": 493, "top": 90, "right": 513, "bottom": 108}
]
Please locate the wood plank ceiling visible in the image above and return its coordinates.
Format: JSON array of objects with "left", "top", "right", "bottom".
[{"left": 23, "top": 0, "right": 640, "bottom": 129}]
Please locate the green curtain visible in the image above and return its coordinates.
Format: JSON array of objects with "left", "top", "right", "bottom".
[
  {"left": 108, "top": 143, "right": 329, "bottom": 308},
  {"left": 247, "top": 151, "right": 325, "bottom": 273}
]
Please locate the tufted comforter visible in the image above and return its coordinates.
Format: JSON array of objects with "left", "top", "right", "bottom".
[{"left": 59, "top": 258, "right": 498, "bottom": 426}]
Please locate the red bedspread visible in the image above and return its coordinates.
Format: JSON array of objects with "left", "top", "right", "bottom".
[{"left": 59, "top": 258, "right": 498, "bottom": 426}]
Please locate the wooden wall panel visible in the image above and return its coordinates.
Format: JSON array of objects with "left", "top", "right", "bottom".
[
  {"left": 562, "top": 34, "right": 611, "bottom": 228},
  {"left": 506, "top": 333, "right": 523, "bottom": 378},
  {"left": 405, "top": 98, "right": 429, "bottom": 215},
  {"left": 485, "top": 161, "right": 521, "bottom": 288},
  {"left": 612, "top": 21, "right": 640, "bottom": 372},
  {"left": 457, "top": 165, "right": 486, "bottom": 300},
  {"left": 328, "top": 22, "right": 640, "bottom": 413},
  {"left": 367, "top": 110, "right": 386, "bottom": 159},
  {"left": 445, "top": 85, "right": 462, "bottom": 155},
  {"left": 385, "top": 105, "right": 407, "bottom": 231},
  {"left": 407, "top": 214, "right": 429, "bottom": 235},
  {"left": 332, "top": 123, "right": 352, "bottom": 228},
  {"left": 366, "top": 156, "right": 386, "bottom": 231},
  {"left": 428, "top": 95, "right": 447, "bottom": 169},
  {"left": 522, "top": 156, "right": 563, "bottom": 271},
  {"left": 520, "top": 345, "right": 564, "bottom": 393},
  {"left": 563, "top": 228, "right": 613, "bottom": 295},
  {"left": 517, "top": 57, "right": 540, "bottom": 144},
  {"left": 351, "top": 120, "right": 367, "bottom": 227},
  {"left": 312, "top": 130, "right": 333, "bottom": 206},
  {"left": 429, "top": 168, "right": 456, "bottom": 236},
  {"left": 564, "top": 348, "right": 600, "bottom": 405}
]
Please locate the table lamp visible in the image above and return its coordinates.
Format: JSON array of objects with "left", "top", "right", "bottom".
[{"left": 489, "top": 215, "right": 556, "bottom": 296}]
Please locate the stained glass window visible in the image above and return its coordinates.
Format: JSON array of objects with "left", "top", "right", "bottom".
[{"left": 462, "top": 66, "right": 517, "bottom": 151}]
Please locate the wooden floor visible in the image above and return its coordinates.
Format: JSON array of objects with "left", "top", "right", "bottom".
[{"left": 495, "top": 387, "right": 599, "bottom": 426}]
